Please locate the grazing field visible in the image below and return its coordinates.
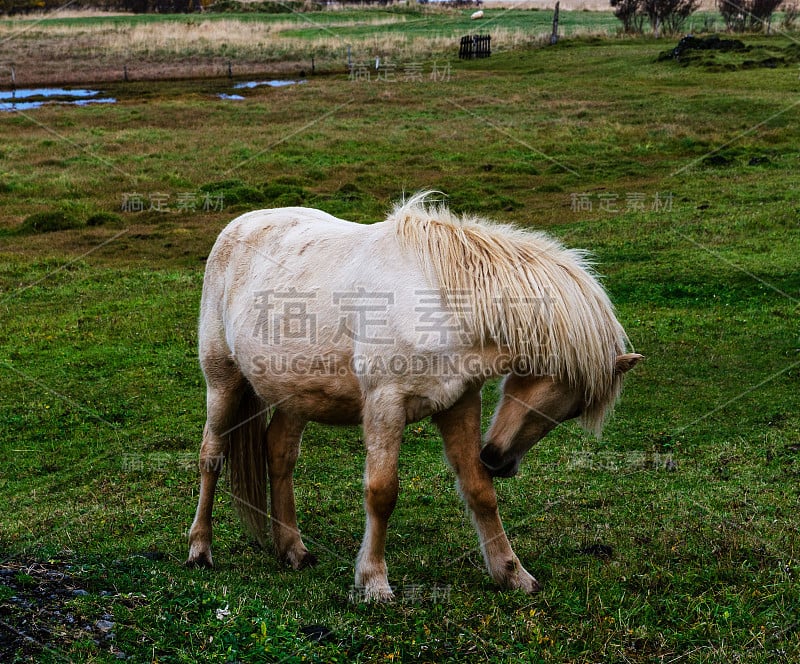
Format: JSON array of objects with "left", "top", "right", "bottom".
[
  {"left": 1, "top": 21, "right": 799, "bottom": 664},
  {"left": 0, "top": 7, "right": 684, "bottom": 84}
]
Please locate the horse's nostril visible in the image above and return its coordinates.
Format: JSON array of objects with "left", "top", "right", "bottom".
[
  {"left": 480, "top": 444, "right": 503, "bottom": 470},
  {"left": 480, "top": 444, "right": 519, "bottom": 478}
]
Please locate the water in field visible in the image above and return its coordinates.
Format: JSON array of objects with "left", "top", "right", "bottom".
[
  {"left": 0, "top": 80, "right": 305, "bottom": 111},
  {"left": 232, "top": 80, "right": 306, "bottom": 89},
  {"left": 0, "top": 88, "right": 116, "bottom": 112}
]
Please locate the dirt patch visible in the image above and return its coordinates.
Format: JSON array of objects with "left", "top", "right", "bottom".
[
  {"left": 0, "top": 54, "right": 308, "bottom": 88},
  {"left": 0, "top": 559, "right": 130, "bottom": 661}
]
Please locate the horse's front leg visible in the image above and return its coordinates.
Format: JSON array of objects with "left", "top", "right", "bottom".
[
  {"left": 354, "top": 399, "right": 404, "bottom": 602},
  {"left": 432, "top": 388, "right": 540, "bottom": 593}
]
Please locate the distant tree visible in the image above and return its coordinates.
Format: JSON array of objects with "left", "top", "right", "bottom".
[
  {"left": 611, "top": 0, "right": 646, "bottom": 32},
  {"left": 610, "top": 0, "right": 698, "bottom": 35},
  {"left": 718, "top": 0, "right": 784, "bottom": 31},
  {"left": 781, "top": 1, "right": 798, "bottom": 29},
  {"left": 644, "top": 0, "right": 699, "bottom": 36}
]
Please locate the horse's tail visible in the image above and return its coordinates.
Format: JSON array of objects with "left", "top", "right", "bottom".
[{"left": 226, "top": 382, "right": 269, "bottom": 547}]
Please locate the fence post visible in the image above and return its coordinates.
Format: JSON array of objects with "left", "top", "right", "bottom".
[
  {"left": 10, "top": 64, "right": 15, "bottom": 91},
  {"left": 550, "top": 1, "right": 560, "bottom": 45}
]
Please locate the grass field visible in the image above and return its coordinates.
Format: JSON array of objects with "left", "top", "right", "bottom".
[
  {"left": 0, "top": 7, "right": 730, "bottom": 84},
  {"left": 1, "top": 17, "right": 799, "bottom": 664}
]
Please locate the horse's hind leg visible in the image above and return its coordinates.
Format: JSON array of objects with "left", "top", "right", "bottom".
[
  {"left": 187, "top": 356, "right": 245, "bottom": 568},
  {"left": 433, "top": 388, "right": 540, "bottom": 593},
  {"left": 266, "top": 410, "right": 315, "bottom": 570}
]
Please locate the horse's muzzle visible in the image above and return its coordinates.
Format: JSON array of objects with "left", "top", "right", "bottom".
[{"left": 479, "top": 444, "right": 519, "bottom": 478}]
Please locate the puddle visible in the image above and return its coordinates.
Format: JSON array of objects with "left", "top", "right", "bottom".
[
  {"left": 0, "top": 81, "right": 305, "bottom": 111},
  {"left": 232, "top": 80, "right": 306, "bottom": 89},
  {"left": 0, "top": 88, "right": 116, "bottom": 112}
]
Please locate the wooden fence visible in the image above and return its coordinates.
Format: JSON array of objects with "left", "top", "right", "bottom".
[{"left": 458, "top": 34, "right": 491, "bottom": 60}]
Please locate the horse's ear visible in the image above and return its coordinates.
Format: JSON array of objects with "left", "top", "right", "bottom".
[{"left": 615, "top": 353, "right": 644, "bottom": 375}]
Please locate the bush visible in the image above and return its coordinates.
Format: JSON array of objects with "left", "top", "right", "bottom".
[
  {"left": 611, "top": 0, "right": 646, "bottom": 32},
  {"left": 644, "top": 0, "right": 700, "bottom": 35},
  {"left": 19, "top": 211, "right": 84, "bottom": 234},
  {"left": 611, "top": 0, "right": 699, "bottom": 35},
  {"left": 86, "top": 212, "right": 123, "bottom": 227},
  {"left": 782, "top": 2, "right": 799, "bottom": 29},
  {"left": 718, "top": 0, "right": 784, "bottom": 31},
  {"left": 205, "top": 0, "right": 313, "bottom": 13}
]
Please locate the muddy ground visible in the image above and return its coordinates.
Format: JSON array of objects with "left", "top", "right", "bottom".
[
  {"left": 0, "top": 559, "right": 136, "bottom": 661},
  {"left": 0, "top": 53, "right": 308, "bottom": 88}
]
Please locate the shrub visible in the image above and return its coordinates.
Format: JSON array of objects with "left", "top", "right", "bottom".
[
  {"left": 19, "top": 211, "right": 84, "bottom": 234},
  {"left": 611, "top": 0, "right": 699, "bottom": 36},
  {"left": 205, "top": 0, "right": 311, "bottom": 13},
  {"left": 780, "top": 1, "right": 798, "bottom": 29},
  {"left": 718, "top": 0, "right": 784, "bottom": 31},
  {"left": 611, "top": 0, "right": 646, "bottom": 32},
  {"left": 86, "top": 212, "right": 123, "bottom": 227},
  {"left": 199, "top": 179, "right": 266, "bottom": 206},
  {"left": 644, "top": 0, "right": 700, "bottom": 35}
]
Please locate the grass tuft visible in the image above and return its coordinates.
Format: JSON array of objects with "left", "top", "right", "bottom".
[{"left": 18, "top": 210, "right": 85, "bottom": 234}]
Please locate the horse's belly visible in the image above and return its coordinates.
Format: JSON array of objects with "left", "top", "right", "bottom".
[{"left": 249, "top": 370, "right": 364, "bottom": 425}]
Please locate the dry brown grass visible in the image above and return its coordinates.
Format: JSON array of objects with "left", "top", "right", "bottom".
[
  {"left": 0, "top": 7, "right": 623, "bottom": 85},
  {"left": 0, "top": 15, "right": 539, "bottom": 80}
]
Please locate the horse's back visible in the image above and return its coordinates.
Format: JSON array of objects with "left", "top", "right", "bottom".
[{"left": 210, "top": 207, "right": 357, "bottom": 260}]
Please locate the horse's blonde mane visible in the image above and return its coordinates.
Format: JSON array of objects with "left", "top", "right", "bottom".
[{"left": 390, "top": 191, "right": 629, "bottom": 435}]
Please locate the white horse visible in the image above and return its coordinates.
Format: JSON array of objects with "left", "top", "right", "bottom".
[{"left": 187, "top": 192, "right": 642, "bottom": 601}]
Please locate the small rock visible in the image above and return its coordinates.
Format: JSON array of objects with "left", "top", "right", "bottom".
[
  {"left": 72, "top": 589, "right": 89, "bottom": 596},
  {"left": 139, "top": 551, "right": 165, "bottom": 561},
  {"left": 300, "top": 624, "right": 334, "bottom": 643},
  {"left": 665, "top": 459, "right": 678, "bottom": 472},
  {"left": 578, "top": 543, "right": 614, "bottom": 560},
  {"left": 95, "top": 619, "right": 115, "bottom": 633}
]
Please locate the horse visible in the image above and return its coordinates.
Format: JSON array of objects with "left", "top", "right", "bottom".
[{"left": 187, "top": 192, "right": 642, "bottom": 601}]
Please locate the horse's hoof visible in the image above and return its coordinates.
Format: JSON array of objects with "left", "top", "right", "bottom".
[
  {"left": 495, "top": 559, "right": 541, "bottom": 593},
  {"left": 297, "top": 551, "right": 318, "bottom": 570},
  {"left": 186, "top": 549, "right": 214, "bottom": 569},
  {"left": 513, "top": 568, "right": 541, "bottom": 594},
  {"left": 366, "top": 586, "right": 395, "bottom": 602},
  {"left": 353, "top": 585, "right": 394, "bottom": 603},
  {"left": 284, "top": 548, "right": 317, "bottom": 570}
]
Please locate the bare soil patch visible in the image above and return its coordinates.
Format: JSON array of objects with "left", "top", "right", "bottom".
[{"left": 0, "top": 559, "right": 128, "bottom": 661}]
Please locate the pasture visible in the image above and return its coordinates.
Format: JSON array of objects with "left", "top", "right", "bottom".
[{"left": 1, "top": 9, "right": 799, "bottom": 663}]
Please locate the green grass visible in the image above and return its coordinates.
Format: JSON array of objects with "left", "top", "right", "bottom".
[{"left": 1, "top": 32, "right": 799, "bottom": 662}]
